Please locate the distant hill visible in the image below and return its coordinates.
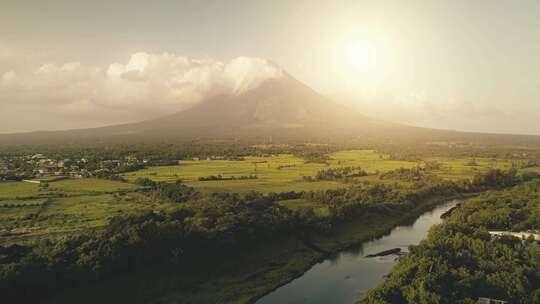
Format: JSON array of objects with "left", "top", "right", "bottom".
[{"left": 1, "top": 73, "right": 539, "bottom": 146}]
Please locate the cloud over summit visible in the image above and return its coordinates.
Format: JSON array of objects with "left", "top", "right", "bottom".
[{"left": 0, "top": 53, "right": 283, "bottom": 132}]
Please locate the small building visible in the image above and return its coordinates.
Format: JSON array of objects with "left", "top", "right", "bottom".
[{"left": 37, "top": 166, "right": 55, "bottom": 175}]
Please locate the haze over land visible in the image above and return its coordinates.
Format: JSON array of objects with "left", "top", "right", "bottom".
[
  {"left": 3, "top": 2, "right": 540, "bottom": 304},
  {"left": 2, "top": 0, "right": 540, "bottom": 135}
]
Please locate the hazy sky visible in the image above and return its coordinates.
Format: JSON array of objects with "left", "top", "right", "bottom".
[{"left": 1, "top": 0, "right": 540, "bottom": 134}]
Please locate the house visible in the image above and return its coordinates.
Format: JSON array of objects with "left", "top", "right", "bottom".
[{"left": 37, "top": 165, "right": 55, "bottom": 175}]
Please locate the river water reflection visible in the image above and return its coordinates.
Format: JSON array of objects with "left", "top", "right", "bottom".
[{"left": 256, "top": 200, "right": 461, "bottom": 304}]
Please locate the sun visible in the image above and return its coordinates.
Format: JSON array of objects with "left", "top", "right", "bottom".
[
  {"left": 332, "top": 34, "right": 389, "bottom": 89},
  {"left": 344, "top": 39, "right": 378, "bottom": 71}
]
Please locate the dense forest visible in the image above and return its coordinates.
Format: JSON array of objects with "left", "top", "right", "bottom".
[{"left": 363, "top": 180, "right": 540, "bottom": 304}]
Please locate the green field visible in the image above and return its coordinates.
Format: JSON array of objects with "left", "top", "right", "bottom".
[
  {"left": 0, "top": 150, "right": 517, "bottom": 245},
  {"left": 121, "top": 151, "right": 418, "bottom": 193},
  {"left": 424, "top": 157, "right": 513, "bottom": 180},
  {"left": 0, "top": 178, "right": 137, "bottom": 200},
  {"left": 0, "top": 182, "right": 43, "bottom": 199},
  {"left": 121, "top": 150, "right": 514, "bottom": 193},
  {"left": 122, "top": 154, "right": 338, "bottom": 193},
  {"left": 48, "top": 178, "right": 138, "bottom": 193},
  {"left": 0, "top": 179, "right": 157, "bottom": 245}
]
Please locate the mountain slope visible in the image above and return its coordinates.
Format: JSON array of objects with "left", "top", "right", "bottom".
[{"left": 1, "top": 74, "right": 539, "bottom": 145}]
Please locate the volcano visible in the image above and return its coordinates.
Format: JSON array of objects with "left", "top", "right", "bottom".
[{"left": 1, "top": 73, "right": 539, "bottom": 145}]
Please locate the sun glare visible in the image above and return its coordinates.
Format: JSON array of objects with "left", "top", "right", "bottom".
[
  {"left": 344, "top": 39, "right": 378, "bottom": 71},
  {"left": 335, "top": 36, "right": 388, "bottom": 90}
]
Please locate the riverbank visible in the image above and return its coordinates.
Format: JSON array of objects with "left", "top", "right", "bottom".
[
  {"left": 50, "top": 194, "right": 471, "bottom": 304},
  {"left": 250, "top": 194, "right": 469, "bottom": 304},
  {"left": 361, "top": 180, "right": 540, "bottom": 303}
]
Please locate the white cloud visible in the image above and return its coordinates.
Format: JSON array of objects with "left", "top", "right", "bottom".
[
  {"left": 97, "top": 53, "right": 282, "bottom": 111},
  {"left": 0, "top": 52, "right": 283, "bottom": 132}
]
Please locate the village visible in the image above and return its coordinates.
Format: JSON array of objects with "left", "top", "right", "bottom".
[
  {"left": 0, "top": 153, "right": 250, "bottom": 183},
  {"left": 0, "top": 153, "right": 147, "bottom": 183}
]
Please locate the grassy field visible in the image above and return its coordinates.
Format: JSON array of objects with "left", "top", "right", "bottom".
[
  {"left": 0, "top": 182, "right": 43, "bottom": 199},
  {"left": 0, "top": 178, "right": 137, "bottom": 200},
  {"left": 0, "top": 150, "right": 517, "bottom": 245},
  {"left": 121, "top": 150, "right": 515, "bottom": 194},
  {"left": 48, "top": 178, "right": 138, "bottom": 193},
  {"left": 0, "top": 179, "right": 159, "bottom": 245},
  {"left": 425, "top": 157, "right": 513, "bottom": 180},
  {"left": 2, "top": 151, "right": 402, "bottom": 245},
  {"left": 122, "top": 154, "right": 339, "bottom": 193},
  {"left": 122, "top": 151, "right": 418, "bottom": 193}
]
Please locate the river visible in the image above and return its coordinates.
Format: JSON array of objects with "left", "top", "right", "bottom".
[{"left": 256, "top": 199, "right": 461, "bottom": 304}]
